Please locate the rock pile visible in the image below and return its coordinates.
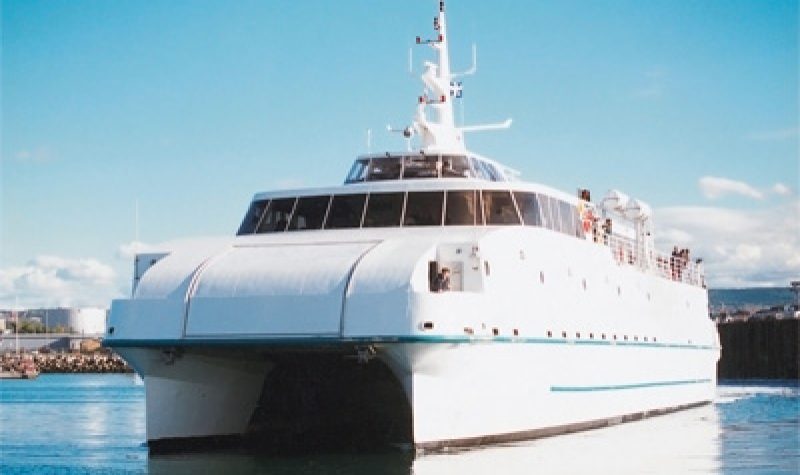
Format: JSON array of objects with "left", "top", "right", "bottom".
[{"left": 1, "top": 350, "right": 132, "bottom": 374}]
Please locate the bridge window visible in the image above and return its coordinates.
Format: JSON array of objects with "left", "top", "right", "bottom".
[
  {"left": 471, "top": 158, "right": 503, "bottom": 181},
  {"left": 346, "top": 159, "right": 369, "bottom": 183},
  {"left": 482, "top": 190, "right": 520, "bottom": 225},
  {"left": 367, "top": 157, "right": 402, "bottom": 181},
  {"left": 288, "top": 196, "right": 330, "bottom": 231},
  {"left": 325, "top": 194, "right": 367, "bottom": 229},
  {"left": 404, "top": 191, "right": 444, "bottom": 226},
  {"left": 363, "top": 192, "right": 404, "bottom": 227},
  {"left": 513, "top": 192, "right": 542, "bottom": 227},
  {"left": 237, "top": 199, "right": 269, "bottom": 235},
  {"left": 402, "top": 155, "right": 439, "bottom": 179},
  {"left": 442, "top": 155, "right": 472, "bottom": 178},
  {"left": 445, "top": 190, "right": 478, "bottom": 225},
  {"left": 257, "top": 198, "right": 296, "bottom": 233}
]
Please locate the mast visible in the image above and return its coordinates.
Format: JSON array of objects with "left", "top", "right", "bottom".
[{"left": 407, "top": 1, "right": 510, "bottom": 154}]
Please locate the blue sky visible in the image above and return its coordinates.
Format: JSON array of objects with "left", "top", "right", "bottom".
[{"left": 2, "top": 0, "right": 798, "bottom": 308}]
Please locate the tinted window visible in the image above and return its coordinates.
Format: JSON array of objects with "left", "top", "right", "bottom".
[
  {"left": 346, "top": 159, "right": 369, "bottom": 183},
  {"left": 559, "top": 200, "right": 576, "bottom": 236},
  {"left": 445, "top": 190, "right": 477, "bottom": 225},
  {"left": 363, "top": 193, "right": 404, "bottom": 227},
  {"left": 403, "top": 155, "right": 439, "bottom": 179},
  {"left": 482, "top": 191, "right": 520, "bottom": 225},
  {"left": 548, "top": 196, "right": 561, "bottom": 232},
  {"left": 514, "top": 192, "right": 542, "bottom": 227},
  {"left": 441, "top": 155, "right": 471, "bottom": 178},
  {"left": 325, "top": 194, "right": 367, "bottom": 229},
  {"left": 288, "top": 196, "right": 330, "bottom": 231},
  {"left": 237, "top": 200, "right": 268, "bottom": 235},
  {"left": 571, "top": 203, "right": 583, "bottom": 237},
  {"left": 257, "top": 198, "right": 296, "bottom": 233},
  {"left": 367, "top": 157, "right": 402, "bottom": 181},
  {"left": 471, "top": 157, "right": 490, "bottom": 180},
  {"left": 404, "top": 191, "right": 444, "bottom": 226},
  {"left": 539, "top": 194, "right": 553, "bottom": 229}
]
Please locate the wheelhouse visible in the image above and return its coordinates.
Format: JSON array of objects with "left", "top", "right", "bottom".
[{"left": 344, "top": 153, "right": 517, "bottom": 184}]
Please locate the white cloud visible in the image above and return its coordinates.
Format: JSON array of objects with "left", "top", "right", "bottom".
[
  {"left": 746, "top": 126, "right": 799, "bottom": 142},
  {"left": 656, "top": 200, "right": 800, "bottom": 287},
  {"left": 772, "top": 183, "right": 793, "bottom": 196},
  {"left": 0, "top": 256, "right": 119, "bottom": 309},
  {"left": 698, "top": 176, "right": 764, "bottom": 200}
]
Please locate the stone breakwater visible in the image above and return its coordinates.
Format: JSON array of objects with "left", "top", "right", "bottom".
[{"left": 1, "top": 350, "right": 132, "bottom": 374}]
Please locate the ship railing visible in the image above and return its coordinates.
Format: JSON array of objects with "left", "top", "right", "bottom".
[{"left": 603, "top": 234, "right": 704, "bottom": 287}]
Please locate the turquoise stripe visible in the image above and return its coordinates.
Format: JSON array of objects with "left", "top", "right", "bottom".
[
  {"left": 551, "top": 378, "right": 712, "bottom": 392},
  {"left": 104, "top": 334, "right": 717, "bottom": 351}
]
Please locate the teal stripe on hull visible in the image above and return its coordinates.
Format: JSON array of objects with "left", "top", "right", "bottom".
[{"left": 550, "top": 378, "right": 713, "bottom": 392}]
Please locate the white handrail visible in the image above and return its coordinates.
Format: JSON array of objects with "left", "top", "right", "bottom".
[{"left": 602, "top": 233, "right": 704, "bottom": 287}]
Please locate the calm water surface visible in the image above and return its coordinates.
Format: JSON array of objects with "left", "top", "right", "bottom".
[{"left": 0, "top": 374, "right": 797, "bottom": 474}]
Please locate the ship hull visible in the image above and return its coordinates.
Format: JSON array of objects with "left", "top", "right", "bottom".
[
  {"left": 381, "top": 339, "right": 717, "bottom": 449},
  {"left": 114, "top": 335, "right": 717, "bottom": 451}
]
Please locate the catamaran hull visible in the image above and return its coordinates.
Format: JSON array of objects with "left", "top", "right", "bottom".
[
  {"left": 382, "top": 340, "right": 717, "bottom": 449},
  {"left": 115, "top": 337, "right": 717, "bottom": 451}
]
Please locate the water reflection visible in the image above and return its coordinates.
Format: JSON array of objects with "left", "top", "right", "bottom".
[
  {"left": 145, "top": 405, "right": 721, "bottom": 475},
  {"left": 413, "top": 405, "right": 720, "bottom": 475}
]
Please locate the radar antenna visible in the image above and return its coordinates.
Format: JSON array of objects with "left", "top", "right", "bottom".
[{"left": 397, "top": 0, "right": 511, "bottom": 153}]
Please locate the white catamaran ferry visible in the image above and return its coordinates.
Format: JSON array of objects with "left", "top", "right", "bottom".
[{"left": 106, "top": 1, "right": 720, "bottom": 452}]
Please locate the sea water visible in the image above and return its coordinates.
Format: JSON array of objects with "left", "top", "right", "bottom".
[{"left": 0, "top": 374, "right": 797, "bottom": 474}]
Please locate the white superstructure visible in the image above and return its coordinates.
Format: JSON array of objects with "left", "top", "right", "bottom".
[{"left": 105, "top": 1, "right": 719, "bottom": 452}]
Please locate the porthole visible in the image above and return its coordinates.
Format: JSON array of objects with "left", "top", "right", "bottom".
[
  {"left": 601, "top": 333, "right": 606, "bottom": 340},
  {"left": 644, "top": 336, "right": 649, "bottom": 342},
  {"left": 589, "top": 333, "right": 594, "bottom": 339},
  {"left": 653, "top": 337, "right": 657, "bottom": 342},
  {"left": 547, "top": 330, "right": 553, "bottom": 338},
  {"left": 613, "top": 334, "right": 617, "bottom": 340},
  {"left": 624, "top": 335, "right": 629, "bottom": 341},
  {"left": 582, "top": 278, "right": 587, "bottom": 290},
  {"left": 561, "top": 331, "right": 567, "bottom": 338},
  {"left": 576, "top": 332, "right": 581, "bottom": 339},
  {"left": 540, "top": 271, "right": 545, "bottom": 284},
  {"left": 513, "top": 328, "right": 519, "bottom": 336},
  {"left": 634, "top": 336, "right": 639, "bottom": 342}
]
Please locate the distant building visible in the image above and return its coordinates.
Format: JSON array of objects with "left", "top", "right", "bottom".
[
  {"left": 36, "top": 307, "right": 107, "bottom": 335},
  {"left": 0, "top": 307, "right": 107, "bottom": 335}
]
